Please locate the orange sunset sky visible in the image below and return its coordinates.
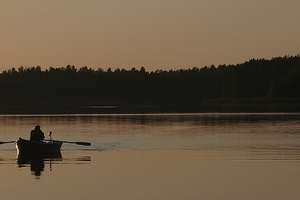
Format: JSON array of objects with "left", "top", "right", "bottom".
[{"left": 0, "top": 0, "right": 299, "bottom": 70}]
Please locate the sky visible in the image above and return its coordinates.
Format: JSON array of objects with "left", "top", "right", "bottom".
[{"left": 0, "top": 0, "right": 299, "bottom": 70}]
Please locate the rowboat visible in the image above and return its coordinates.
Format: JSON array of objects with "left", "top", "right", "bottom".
[{"left": 16, "top": 138, "right": 63, "bottom": 157}]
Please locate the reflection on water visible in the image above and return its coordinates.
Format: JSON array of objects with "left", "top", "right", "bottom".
[
  {"left": 18, "top": 154, "right": 91, "bottom": 178},
  {"left": 0, "top": 114, "right": 300, "bottom": 200},
  {"left": 0, "top": 151, "right": 91, "bottom": 178},
  {"left": 0, "top": 113, "right": 300, "bottom": 159},
  {"left": 17, "top": 152, "right": 63, "bottom": 177}
]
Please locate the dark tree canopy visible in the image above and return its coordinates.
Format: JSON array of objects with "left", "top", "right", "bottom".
[{"left": 0, "top": 56, "right": 299, "bottom": 113}]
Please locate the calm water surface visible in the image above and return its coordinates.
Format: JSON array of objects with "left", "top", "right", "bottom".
[{"left": 1, "top": 113, "right": 300, "bottom": 200}]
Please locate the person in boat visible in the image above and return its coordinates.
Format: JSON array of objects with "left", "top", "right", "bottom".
[{"left": 30, "top": 125, "right": 45, "bottom": 142}]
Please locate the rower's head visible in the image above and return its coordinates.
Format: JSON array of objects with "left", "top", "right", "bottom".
[{"left": 35, "top": 125, "right": 41, "bottom": 130}]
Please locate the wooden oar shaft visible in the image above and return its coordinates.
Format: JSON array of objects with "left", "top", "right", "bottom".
[
  {"left": 0, "top": 141, "right": 15, "bottom": 144},
  {"left": 45, "top": 139, "right": 91, "bottom": 146},
  {"left": 61, "top": 141, "right": 91, "bottom": 146},
  {"left": 0, "top": 139, "right": 91, "bottom": 146}
]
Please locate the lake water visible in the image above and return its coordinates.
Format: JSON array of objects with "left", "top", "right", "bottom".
[{"left": 1, "top": 113, "right": 300, "bottom": 200}]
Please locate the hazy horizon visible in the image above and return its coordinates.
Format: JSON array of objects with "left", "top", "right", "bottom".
[{"left": 1, "top": 0, "right": 299, "bottom": 70}]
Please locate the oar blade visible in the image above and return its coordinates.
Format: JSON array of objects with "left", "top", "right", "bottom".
[
  {"left": 75, "top": 142, "right": 91, "bottom": 146},
  {"left": 0, "top": 141, "right": 15, "bottom": 144}
]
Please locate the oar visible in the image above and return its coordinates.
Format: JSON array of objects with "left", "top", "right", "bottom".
[
  {"left": 61, "top": 141, "right": 91, "bottom": 146},
  {"left": 0, "top": 141, "right": 15, "bottom": 144},
  {"left": 45, "top": 139, "right": 91, "bottom": 146}
]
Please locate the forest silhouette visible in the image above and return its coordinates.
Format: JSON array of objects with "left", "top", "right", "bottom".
[{"left": 0, "top": 56, "right": 299, "bottom": 113}]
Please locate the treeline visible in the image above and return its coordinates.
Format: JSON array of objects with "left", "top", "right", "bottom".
[{"left": 0, "top": 56, "right": 300, "bottom": 113}]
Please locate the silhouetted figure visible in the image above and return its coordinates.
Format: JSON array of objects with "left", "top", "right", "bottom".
[{"left": 30, "top": 125, "right": 45, "bottom": 142}]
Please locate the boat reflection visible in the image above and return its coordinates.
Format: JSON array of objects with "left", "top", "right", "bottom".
[
  {"left": 17, "top": 152, "right": 62, "bottom": 177},
  {"left": 17, "top": 152, "right": 91, "bottom": 178}
]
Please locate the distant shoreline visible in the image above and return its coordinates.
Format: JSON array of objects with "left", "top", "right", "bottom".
[
  {"left": 0, "top": 101, "right": 300, "bottom": 114},
  {"left": 0, "top": 56, "right": 299, "bottom": 114}
]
